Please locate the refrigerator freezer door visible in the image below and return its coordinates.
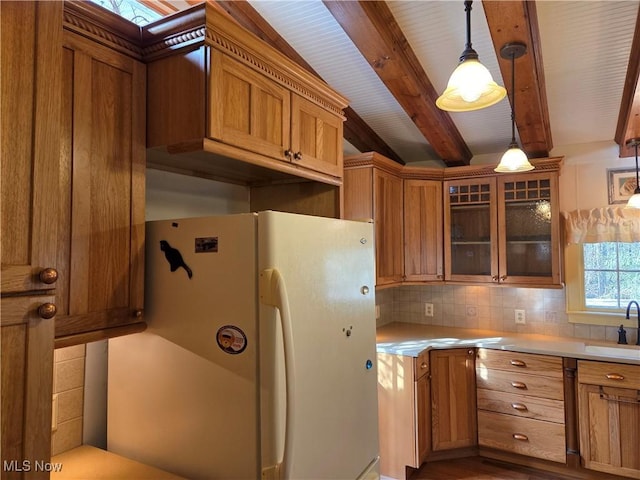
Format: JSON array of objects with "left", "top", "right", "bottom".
[
  {"left": 258, "top": 211, "right": 379, "bottom": 479},
  {"left": 108, "top": 214, "right": 260, "bottom": 479}
]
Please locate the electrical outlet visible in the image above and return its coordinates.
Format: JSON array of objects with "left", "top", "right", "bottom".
[
  {"left": 375, "top": 305, "right": 380, "bottom": 319},
  {"left": 425, "top": 303, "right": 434, "bottom": 317},
  {"left": 515, "top": 309, "right": 526, "bottom": 324}
]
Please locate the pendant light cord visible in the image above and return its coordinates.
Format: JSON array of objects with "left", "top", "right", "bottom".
[
  {"left": 635, "top": 142, "right": 640, "bottom": 194},
  {"left": 464, "top": 1, "right": 473, "bottom": 51},
  {"left": 510, "top": 51, "right": 516, "bottom": 145}
]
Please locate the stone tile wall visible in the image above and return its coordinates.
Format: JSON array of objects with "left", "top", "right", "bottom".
[{"left": 375, "top": 285, "right": 638, "bottom": 345}]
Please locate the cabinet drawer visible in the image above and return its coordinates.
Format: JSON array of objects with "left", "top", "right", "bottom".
[
  {"left": 476, "top": 368, "right": 564, "bottom": 400},
  {"left": 477, "top": 348, "right": 563, "bottom": 378},
  {"left": 578, "top": 360, "right": 640, "bottom": 390},
  {"left": 477, "top": 389, "right": 565, "bottom": 424},
  {"left": 478, "top": 411, "right": 566, "bottom": 463},
  {"left": 413, "top": 349, "right": 430, "bottom": 380}
]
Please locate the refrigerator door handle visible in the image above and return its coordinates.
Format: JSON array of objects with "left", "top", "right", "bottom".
[{"left": 260, "top": 268, "right": 296, "bottom": 479}]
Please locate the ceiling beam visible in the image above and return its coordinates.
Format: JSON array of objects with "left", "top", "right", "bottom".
[
  {"left": 213, "top": 0, "right": 405, "bottom": 165},
  {"left": 615, "top": 3, "right": 640, "bottom": 158},
  {"left": 483, "top": 1, "right": 552, "bottom": 159},
  {"left": 323, "top": 0, "right": 472, "bottom": 166}
]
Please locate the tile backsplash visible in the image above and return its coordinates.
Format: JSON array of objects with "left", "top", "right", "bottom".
[
  {"left": 376, "top": 284, "right": 638, "bottom": 344},
  {"left": 51, "top": 345, "right": 85, "bottom": 456}
]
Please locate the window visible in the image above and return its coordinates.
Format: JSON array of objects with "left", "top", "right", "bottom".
[
  {"left": 583, "top": 242, "right": 640, "bottom": 309},
  {"left": 89, "top": 0, "right": 162, "bottom": 26},
  {"left": 565, "top": 241, "right": 640, "bottom": 326}
]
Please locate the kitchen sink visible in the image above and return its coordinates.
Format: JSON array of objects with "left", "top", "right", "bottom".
[{"left": 584, "top": 344, "right": 640, "bottom": 360}]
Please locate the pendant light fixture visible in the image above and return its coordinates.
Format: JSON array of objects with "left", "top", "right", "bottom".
[
  {"left": 436, "top": 0, "right": 506, "bottom": 112},
  {"left": 625, "top": 138, "right": 640, "bottom": 208},
  {"left": 494, "top": 42, "right": 534, "bottom": 173}
]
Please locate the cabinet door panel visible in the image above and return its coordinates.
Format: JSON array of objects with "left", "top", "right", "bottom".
[
  {"left": 431, "top": 349, "right": 477, "bottom": 450},
  {"left": 374, "top": 170, "right": 404, "bottom": 285},
  {"left": 444, "top": 178, "right": 497, "bottom": 283},
  {"left": 209, "top": 50, "right": 290, "bottom": 161},
  {"left": 57, "top": 33, "right": 145, "bottom": 338},
  {"left": 404, "top": 180, "right": 443, "bottom": 281},
  {"left": 497, "top": 173, "right": 560, "bottom": 285},
  {"left": 578, "top": 383, "right": 640, "bottom": 478},
  {"left": 290, "top": 94, "right": 342, "bottom": 177},
  {"left": 1, "top": 1, "right": 62, "bottom": 294}
]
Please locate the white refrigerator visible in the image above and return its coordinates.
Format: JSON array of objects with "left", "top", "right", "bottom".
[{"left": 108, "top": 211, "right": 380, "bottom": 479}]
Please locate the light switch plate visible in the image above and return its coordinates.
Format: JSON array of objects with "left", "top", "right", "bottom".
[{"left": 515, "top": 309, "right": 526, "bottom": 324}]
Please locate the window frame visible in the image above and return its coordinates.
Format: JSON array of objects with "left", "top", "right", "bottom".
[{"left": 565, "top": 242, "right": 637, "bottom": 327}]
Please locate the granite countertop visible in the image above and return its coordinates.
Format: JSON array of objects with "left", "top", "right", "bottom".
[{"left": 376, "top": 322, "right": 640, "bottom": 365}]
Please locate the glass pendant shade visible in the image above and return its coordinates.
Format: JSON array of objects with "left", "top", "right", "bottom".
[
  {"left": 494, "top": 144, "right": 534, "bottom": 172},
  {"left": 626, "top": 192, "right": 640, "bottom": 209},
  {"left": 436, "top": 59, "right": 506, "bottom": 111}
]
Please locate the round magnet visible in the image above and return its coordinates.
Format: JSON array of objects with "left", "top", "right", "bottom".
[{"left": 216, "top": 325, "right": 247, "bottom": 355}]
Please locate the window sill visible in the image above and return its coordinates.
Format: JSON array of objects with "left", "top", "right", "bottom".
[{"left": 568, "top": 310, "right": 637, "bottom": 328}]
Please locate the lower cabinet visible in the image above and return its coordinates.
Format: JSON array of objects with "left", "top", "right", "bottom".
[
  {"left": 430, "top": 348, "right": 477, "bottom": 451},
  {"left": 577, "top": 360, "right": 640, "bottom": 479},
  {"left": 476, "top": 349, "right": 566, "bottom": 463},
  {"left": 377, "top": 349, "right": 430, "bottom": 479}
]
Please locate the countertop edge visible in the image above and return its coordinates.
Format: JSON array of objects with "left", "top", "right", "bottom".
[{"left": 376, "top": 323, "right": 640, "bottom": 365}]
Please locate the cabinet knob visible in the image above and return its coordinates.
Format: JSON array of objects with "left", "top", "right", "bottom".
[
  {"left": 500, "top": 275, "right": 507, "bottom": 281},
  {"left": 134, "top": 309, "right": 143, "bottom": 319},
  {"left": 39, "top": 267, "right": 58, "bottom": 284},
  {"left": 467, "top": 349, "right": 474, "bottom": 355},
  {"left": 492, "top": 275, "right": 499, "bottom": 282},
  {"left": 436, "top": 274, "right": 443, "bottom": 280},
  {"left": 605, "top": 373, "right": 625, "bottom": 381},
  {"left": 512, "top": 433, "right": 529, "bottom": 442},
  {"left": 284, "top": 149, "right": 293, "bottom": 159},
  {"left": 37, "top": 302, "right": 57, "bottom": 319},
  {"left": 511, "top": 381, "right": 527, "bottom": 390},
  {"left": 420, "top": 362, "right": 428, "bottom": 370},
  {"left": 293, "top": 151, "right": 303, "bottom": 161}
]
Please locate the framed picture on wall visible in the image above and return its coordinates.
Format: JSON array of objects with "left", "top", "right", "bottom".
[{"left": 607, "top": 168, "right": 638, "bottom": 204}]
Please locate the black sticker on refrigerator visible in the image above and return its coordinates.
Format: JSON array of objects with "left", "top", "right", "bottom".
[
  {"left": 160, "top": 240, "right": 193, "bottom": 279},
  {"left": 195, "top": 237, "right": 218, "bottom": 253},
  {"left": 216, "top": 325, "right": 247, "bottom": 355}
]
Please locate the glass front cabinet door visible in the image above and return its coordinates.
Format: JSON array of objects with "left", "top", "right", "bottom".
[
  {"left": 444, "top": 171, "right": 561, "bottom": 286},
  {"left": 444, "top": 178, "right": 498, "bottom": 283},
  {"left": 497, "top": 173, "right": 561, "bottom": 286}
]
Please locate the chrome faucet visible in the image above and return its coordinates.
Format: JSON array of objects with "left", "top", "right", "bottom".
[{"left": 625, "top": 300, "right": 640, "bottom": 346}]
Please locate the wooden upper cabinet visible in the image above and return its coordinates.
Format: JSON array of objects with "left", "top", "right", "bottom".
[
  {"left": 290, "top": 94, "right": 343, "bottom": 178},
  {"left": 444, "top": 159, "right": 563, "bottom": 286},
  {"left": 1, "top": 2, "right": 62, "bottom": 474},
  {"left": 144, "top": 3, "right": 347, "bottom": 185},
  {"left": 403, "top": 178, "right": 443, "bottom": 282},
  {"left": 209, "top": 50, "right": 291, "bottom": 161},
  {"left": 1, "top": 1, "right": 62, "bottom": 295},
  {"left": 344, "top": 153, "right": 404, "bottom": 287},
  {"left": 55, "top": 23, "right": 145, "bottom": 342},
  {"left": 375, "top": 170, "right": 404, "bottom": 286}
]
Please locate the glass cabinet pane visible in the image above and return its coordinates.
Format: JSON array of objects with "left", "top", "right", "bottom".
[
  {"left": 503, "top": 177, "right": 552, "bottom": 277},
  {"left": 450, "top": 204, "right": 492, "bottom": 276}
]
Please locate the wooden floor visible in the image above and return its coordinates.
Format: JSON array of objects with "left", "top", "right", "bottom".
[{"left": 411, "top": 457, "right": 571, "bottom": 480}]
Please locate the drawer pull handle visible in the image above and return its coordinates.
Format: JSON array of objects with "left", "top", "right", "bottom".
[
  {"left": 510, "top": 359, "right": 527, "bottom": 367},
  {"left": 420, "top": 362, "right": 428, "bottom": 370},
  {"left": 511, "top": 381, "right": 527, "bottom": 389},
  {"left": 605, "top": 373, "right": 625, "bottom": 381},
  {"left": 512, "top": 433, "right": 529, "bottom": 442},
  {"left": 511, "top": 403, "right": 528, "bottom": 411}
]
